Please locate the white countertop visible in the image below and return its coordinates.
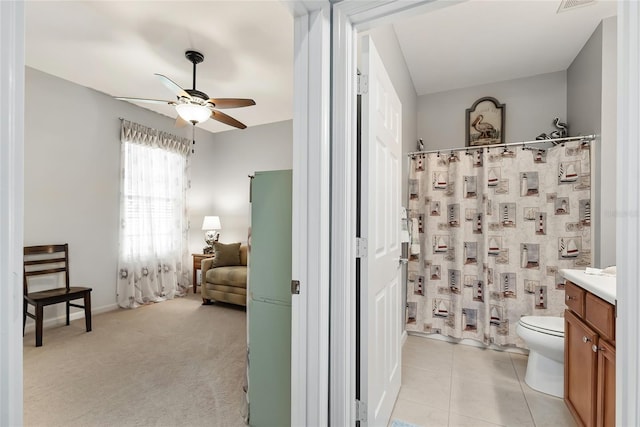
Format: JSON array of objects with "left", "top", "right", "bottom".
[{"left": 560, "top": 269, "right": 617, "bottom": 305}]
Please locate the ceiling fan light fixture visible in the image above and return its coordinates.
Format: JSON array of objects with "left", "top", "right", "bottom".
[
  {"left": 175, "top": 103, "right": 211, "bottom": 124},
  {"left": 116, "top": 50, "right": 254, "bottom": 130}
]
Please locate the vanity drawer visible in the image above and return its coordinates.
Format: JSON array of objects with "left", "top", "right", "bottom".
[
  {"left": 565, "top": 280, "right": 585, "bottom": 317},
  {"left": 585, "top": 292, "right": 615, "bottom": 343}
]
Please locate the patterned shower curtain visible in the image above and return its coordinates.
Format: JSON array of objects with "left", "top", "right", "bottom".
[{"left": 406, "top": 140, "right": 591, "bottom": 348}]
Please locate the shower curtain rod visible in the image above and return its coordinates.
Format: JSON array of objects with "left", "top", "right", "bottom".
[{"left": 407, "top": 134, "right": 597, "bottom": 157}]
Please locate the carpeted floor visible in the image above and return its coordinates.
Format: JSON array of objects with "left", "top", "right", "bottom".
[{"left": 23, "top": 292, "right": 248, "bottom": 427}]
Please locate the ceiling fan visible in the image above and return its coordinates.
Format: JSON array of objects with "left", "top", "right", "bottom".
[{"left": 116, "top": 50, "right": 255, "bottom": 129}]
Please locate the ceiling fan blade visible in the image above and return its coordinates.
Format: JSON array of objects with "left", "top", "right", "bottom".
[
  {"left": 208, "top": 98, "right": 256, "bottom": 109},
  {"left": 115, "top": 96, "right": 175, "bottom": 105},
  {"left": 154, "top": 73, "right": 191, "bottom": 99},
  {"left": 211, "top": 110, "right": 247, "bottom": 129},
  {"left": 175, "top": 115, "right": 189, "bottom": 128}
]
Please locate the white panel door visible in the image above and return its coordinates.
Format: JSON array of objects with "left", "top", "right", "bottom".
[{"left": 360, "top": 35, "right": 402, "bottom": 427}]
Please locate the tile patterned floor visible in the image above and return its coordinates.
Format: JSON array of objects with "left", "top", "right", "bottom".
[{"left": 390, "top": 335, "right": 577, "bottom": 427}]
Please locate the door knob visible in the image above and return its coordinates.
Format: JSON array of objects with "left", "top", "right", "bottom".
[{"left": 582, "top": 336, "right": 592, "bottom": 343}]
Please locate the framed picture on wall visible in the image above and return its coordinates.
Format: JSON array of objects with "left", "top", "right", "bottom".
[{"left": 466, "top": 97, "right": 505, "bottom": 146}]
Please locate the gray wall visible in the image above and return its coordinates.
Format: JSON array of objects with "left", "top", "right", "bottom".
[
  {"left": 567, "top": 17, "right": 617, "bottom": 268},
  {"left": 600, "top": 17, "right": 617, "bottom": 268},
  {"left": 25, "top": 66, "right": 193, "bottom": 319},
  {"left": 417, "top": 71, "right": 568, "bottom": 150},
  {"left": 568, "top": 24, "right": 603, "bottom": 268},
  {"left": 188, "top": 119, "right": 293, "bottom": 254},
  {"left": 24, "top": 66, "right": 291, "bottom": 325}
]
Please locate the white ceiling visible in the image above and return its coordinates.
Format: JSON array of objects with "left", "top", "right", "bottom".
[
  {"left": 25, "top": 1, "right": 294, "bottom": 134},
  {"left": 25, "top": 1, "right": 617, "bottom": 133},
  {"left": 393, "top": 0, "right": 617, "bottom": 96}
]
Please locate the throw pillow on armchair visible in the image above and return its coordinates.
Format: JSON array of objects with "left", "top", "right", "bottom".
[{"left": 211, "top": 242, "right": 241, "bottom": 267}]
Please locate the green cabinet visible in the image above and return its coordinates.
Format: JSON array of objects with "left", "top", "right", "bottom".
[{"left": 248, "top": 170, "right": 292, "bottom": 427}]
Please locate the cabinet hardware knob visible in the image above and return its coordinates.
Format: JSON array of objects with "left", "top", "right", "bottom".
[
  {"left": 566, "top": 295, "right": 576, "bottom": 301},
  {"left": 582, "top": 336, "right": 592, "bottom": 343},
  {"left": 592, "top": 344, "right": 603, "bottom": 353}
]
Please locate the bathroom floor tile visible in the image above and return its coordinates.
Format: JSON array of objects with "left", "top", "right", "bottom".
[
  {"left": 403, "top": 346, "right": 453, "bottom": 375},
  {"left": 510, "top": 352, "right": 528, "bottom": 383},
  {"left": 392, "top": 336, "right": 576, "bottom": 427},
  {"left": 399, "top": 365, "right": 451, "bottom": 411},
  {"left": 452, "top": 346, "right": 520, "bottom": 385},
  {"left": 453, "top": 343, "right": 512, "bottom": 363},
  {"left": 404, "top": 335, "right": 455, "bottom": 357},
  {"left": 390, "top": 397, "right": 449, "bottom": 427},
  {"left": 450, "top": 375, "right": 535, "bottom": 427},
  {"left": 448, "top": 412, "right": 505, "bottom": 427},
  {"left": 521, "top": 383, "right": 577, "bottom": 427}
]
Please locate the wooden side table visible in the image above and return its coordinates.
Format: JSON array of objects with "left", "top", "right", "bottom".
[{"left": 192, "top": 253, "right": 212, "bottom": 293}]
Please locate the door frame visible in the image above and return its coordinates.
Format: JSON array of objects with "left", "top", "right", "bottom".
[
  {"left": 0, "top": 1, "right": 25, "bottom": 425},
  {"left": 290, "top": 2, "right": 332, "bottom": 427},
  {"left": 330, "top": 3, "right": 468, "bottom": 424},
  {"left": 328, "top": 1, "right": 640, "bottom": 426}
]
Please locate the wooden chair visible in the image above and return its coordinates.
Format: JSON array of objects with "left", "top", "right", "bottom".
[{"left": 23, "top": 244, "right": 92, "bottom": 347}]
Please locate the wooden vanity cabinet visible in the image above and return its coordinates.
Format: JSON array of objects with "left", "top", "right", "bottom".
[
  {"left": 565, "top": 309, "right": 598, "bottom": 426},
  {"left": 564, "top": 280, "right": 616, "bottom": 427},
  {"left": 597, "top": 339, "right": 615, "bottom": 427}
]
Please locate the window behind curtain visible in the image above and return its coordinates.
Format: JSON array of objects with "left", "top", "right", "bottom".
[
  {"left": 121, "top": 142, "right": 185, "bottom": 258},
  {"left": 116, "top": 125, "right": 190, "bottom": 309}
]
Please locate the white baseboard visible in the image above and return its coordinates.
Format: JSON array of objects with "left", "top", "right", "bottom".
[{"left": 23, "top": 303, "right": 119, "bottom": 334}]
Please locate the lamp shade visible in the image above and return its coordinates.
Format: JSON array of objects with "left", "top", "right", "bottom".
[
  {"left": 176, "top": 103, "right": 211, "bottom": 124},
  {"left": 202, "top": 216, "right": 221, "bottom": 231}
]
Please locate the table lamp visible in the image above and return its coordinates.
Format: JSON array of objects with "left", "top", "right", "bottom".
[{"left": 202, "top": 216, "right": 221, "bottom": 253}]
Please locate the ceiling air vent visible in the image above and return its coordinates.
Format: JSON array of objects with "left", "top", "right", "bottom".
[{"left": 557, "top": 0, "right": 596, "bottom": 13}]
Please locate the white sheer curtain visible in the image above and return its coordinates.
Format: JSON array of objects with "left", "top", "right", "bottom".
[{"left": 117, "top": 120, "right": 191, "bottom": 308}]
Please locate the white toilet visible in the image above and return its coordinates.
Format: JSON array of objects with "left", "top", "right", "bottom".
[{"left": 516, "top": 316, "right": 565, "bottom": 398}]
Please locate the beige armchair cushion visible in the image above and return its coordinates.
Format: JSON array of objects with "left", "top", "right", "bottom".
[{"left": 205, "top": 266, "right": 248, "bottom": 288}]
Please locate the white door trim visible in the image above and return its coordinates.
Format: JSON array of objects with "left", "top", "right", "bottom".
[
  {"left": 616, "top": 2, "right": 640, "bottom": 426},
  {"left": 0, "top": 1, "right": 25, "bottom": 425},
  {"left": 291, "top": 2, "right": 331, "bottom": 426},
  {"left": 330, "top": 2, "right": 453, "bottom": 423},
  {"left": 330, "top": 5, "right": 357, "bottom": 426}
]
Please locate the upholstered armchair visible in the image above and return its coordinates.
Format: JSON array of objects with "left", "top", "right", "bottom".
[{"left": 200, "top": 242, "right": 248, "bottom": 306}]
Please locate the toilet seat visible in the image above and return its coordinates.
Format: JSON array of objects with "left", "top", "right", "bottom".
[{"left": 518, "top": 316, "right": 564, "bottom": 337}]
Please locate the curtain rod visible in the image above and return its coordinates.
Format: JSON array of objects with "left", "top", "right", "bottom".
[{"left": 407, "top": 134, "right": 597, "bottom": 157}]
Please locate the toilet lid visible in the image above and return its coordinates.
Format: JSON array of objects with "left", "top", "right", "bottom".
[{"left": 519, "top": 316, "right": 565, "bottom": 337}]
